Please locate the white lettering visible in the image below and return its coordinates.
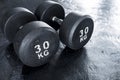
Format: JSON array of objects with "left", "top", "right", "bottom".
[{"left": 34, "top": 41, "right": 50, "bottom": 59}]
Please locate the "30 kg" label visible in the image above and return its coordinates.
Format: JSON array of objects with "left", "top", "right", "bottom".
[
  {"left": 79, "top": 27, "right": 89, "bottom": 43},
  {"left": 34, "top": 41, "right": 50, "bottom": 59}
]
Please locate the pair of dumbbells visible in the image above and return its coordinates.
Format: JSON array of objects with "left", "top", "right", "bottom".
[{"left": 1, "top": 1, "right": 94, "bottom": 67}]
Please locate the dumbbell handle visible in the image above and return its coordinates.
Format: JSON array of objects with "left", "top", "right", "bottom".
[
  {"left": 52, "top": 17, "right": 67, "bottom": 49},
  {"left": 52, "top": 16, "right": 63, "bottom": 25}
]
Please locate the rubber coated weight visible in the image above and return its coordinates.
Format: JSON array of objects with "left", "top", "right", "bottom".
[
  {"left": 59, "top": 13, "right": 94, "bottom": 49},
  {"left": 35, "top": 1, "right": 65, "bottom": 30},
  {"left": 14, "top": 21, "right": 59, "bottom": 67},
  {"left": 4, "top": 7, "right": 36, "bottom": 42}
]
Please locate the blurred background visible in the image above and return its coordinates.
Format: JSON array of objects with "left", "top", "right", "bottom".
[{"left": 0, "top": 0, "right": 120, "bottom": 80}]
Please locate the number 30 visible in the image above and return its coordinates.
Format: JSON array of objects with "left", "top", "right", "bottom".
[{"left": 34, "top": 41, "right": 50, "bottom": 54}]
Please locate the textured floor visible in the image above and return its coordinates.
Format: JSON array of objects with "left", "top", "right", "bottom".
[{"left": 0, "top": 0, "right": 120, "bottom": 80}]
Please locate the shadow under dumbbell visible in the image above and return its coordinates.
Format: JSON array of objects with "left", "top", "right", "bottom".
[{"left": 24, "top": 47, "right": 89, "bottom": 80}]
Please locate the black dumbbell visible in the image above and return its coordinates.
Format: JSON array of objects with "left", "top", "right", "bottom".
[
  {"left": 35, "top": 1, "right": 94, "bottom": 50},
  {"left": 2, "top": 7, "right": 59, "bottom": 67}
]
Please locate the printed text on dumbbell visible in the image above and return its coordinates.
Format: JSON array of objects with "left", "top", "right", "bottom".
[
  {"left": 79, "top": 27, "right": 89, "bottom": 43},
  {"left": 34, "top": 41, "right": 50, "bottom": 59}
]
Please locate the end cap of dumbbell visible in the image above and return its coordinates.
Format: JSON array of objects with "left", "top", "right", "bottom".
[
  {"left": 35, "top": 1, "right": 65, "bottom": 30},
  {"left": 59, "top": 12, "right": 94, "bottom": 50},
  {"left": 14, "top": 21, "right": 59, "bottom": 67},
  {"left": 4, "top": 7, "right": 36, "bottom": 42}
]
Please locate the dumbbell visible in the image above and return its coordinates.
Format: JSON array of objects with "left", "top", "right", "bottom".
[
  {"left": 35, "top": 1, "right": 94, "bottom": 50},
  {"left": 2, "top": 7, "right": 59, "bottom": 67}
]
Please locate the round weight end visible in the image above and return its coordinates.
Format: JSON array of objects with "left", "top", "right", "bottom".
[
  {"left": 15, "top": 21, "right": 59, "bottom": 67},
  {"left": 60, "top": 13, "right": 94, "bottom": 50},
  {"left": 4, "top": 7, "right": 36, "bottom": 42},
  {"left": 35, "top": 1, "right": 65, "bottom": 30},
  {"left": 71, "top": 15, "right": 94, "bottom": 49}
]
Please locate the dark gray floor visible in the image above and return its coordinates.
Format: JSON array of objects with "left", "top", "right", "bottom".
[{"left": 0, "top": 0, "right": 120, "bottom": 80}]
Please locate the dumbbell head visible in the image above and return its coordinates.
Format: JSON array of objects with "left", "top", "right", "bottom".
[
  {"left": 35, "top": 1, "right": 94, "bottom": 50},
  {"left": 35, "top": 0, "right": 65, "bottom": 30},
  {"left": 14, "top": 21, "right": 59, "bottom": 67},
  {"left": 2, "top": 7, "right": 36, "bottom": 42},
  {"left": 60, "top": 13, "right": 94, "bottom": 49}
]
